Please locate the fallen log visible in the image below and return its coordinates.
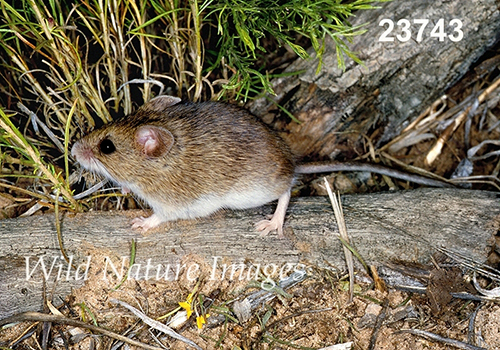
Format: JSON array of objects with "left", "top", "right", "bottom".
[{"left": 0, "top": 188, "right": 498, "bottom": 318}]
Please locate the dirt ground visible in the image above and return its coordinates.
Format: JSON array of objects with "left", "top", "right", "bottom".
[{"left": 0, "top": 249, "right": 498, "bottom": 349}]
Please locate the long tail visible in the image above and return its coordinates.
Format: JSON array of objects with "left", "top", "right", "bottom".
[{"left": 295, "top": 161, "right": 454, "bottom": 188}]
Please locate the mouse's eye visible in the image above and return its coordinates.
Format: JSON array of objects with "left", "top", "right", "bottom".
[{"left": 99, "top": 139, "right": 116, "bottom": 154}]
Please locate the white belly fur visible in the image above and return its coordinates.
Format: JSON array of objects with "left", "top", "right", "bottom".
[{"left": 148, "top": 187, "right": 282, "bottom": 221}]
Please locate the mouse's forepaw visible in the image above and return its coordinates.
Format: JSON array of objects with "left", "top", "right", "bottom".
[
  {"left": 255, "top": 217, "right": 284, "bottom": 238},
  {"left": 131, "top": 214, "right": 162, "bottom": 232}
]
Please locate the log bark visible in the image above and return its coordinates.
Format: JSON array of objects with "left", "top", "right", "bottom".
[
  {"left": 249, "top": 0, "right": 500, "bottom": 160},
  {"left": 1, "top": 188, "right": 498, "bottom": 318}
]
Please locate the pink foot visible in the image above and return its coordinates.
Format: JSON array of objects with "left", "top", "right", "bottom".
[
  {"left": 254, "top": 189, "right": 291, "bottom": 238},
  {"left": 255, "top": 216, "right": 284, "bottom": 237},
  {"left": 131, "top": 214, "right": 163, "bottom": 232}
]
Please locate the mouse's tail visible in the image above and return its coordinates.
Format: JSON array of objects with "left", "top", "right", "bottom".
[{"left": 295, "top": 161, "right": 454, "bottom": 188}]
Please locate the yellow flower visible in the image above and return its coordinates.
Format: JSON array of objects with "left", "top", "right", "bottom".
[
  {"left": 196, "top": 314, "right": 210, "bottom": 329},
  {"left": 179, "top": 292, "right": 194, "bottom": 319}
]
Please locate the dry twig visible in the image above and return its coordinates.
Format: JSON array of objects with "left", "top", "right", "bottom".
[{"left": 0, "top": 312, "right": 164, "bottom": 350}]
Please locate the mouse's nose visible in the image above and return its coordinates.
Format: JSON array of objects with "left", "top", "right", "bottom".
[{"left": 71, "top": 140, "right": 92, "bottom": 164}]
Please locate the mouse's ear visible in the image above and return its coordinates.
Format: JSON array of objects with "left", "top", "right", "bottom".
[
  {"left": 140, "top": 95, "right": 181, "bottom": 113},
  {"left": 135, "top": 125, "right": 174, "bottom": 158}
]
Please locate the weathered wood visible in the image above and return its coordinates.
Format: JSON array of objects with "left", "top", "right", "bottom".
[
  {"left": 0, "top": 188, "right": 498, "bottom": 318},
  {"left": 249, "top": 0, "right": 500, "bottom": 159}
]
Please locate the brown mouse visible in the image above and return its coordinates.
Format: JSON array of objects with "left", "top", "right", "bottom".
[{"left": 71, "top": 96, "right": 452, "bottom": 237}]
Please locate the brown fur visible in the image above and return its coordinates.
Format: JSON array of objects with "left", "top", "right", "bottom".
[{"left": 72, "top": 99, "right": 295, "bottom": 209}]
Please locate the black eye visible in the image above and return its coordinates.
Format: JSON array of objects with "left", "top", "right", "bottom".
[{"left": 99, "top": 139, "right": 116, "bottom": 154}]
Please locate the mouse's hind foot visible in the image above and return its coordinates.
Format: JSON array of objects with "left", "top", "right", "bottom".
[
  {"left": 255, "top": 217, "right": 284, "bottom": 238},
  {"left": 254, "top": 189, "right": 291, "bottom": 238}
]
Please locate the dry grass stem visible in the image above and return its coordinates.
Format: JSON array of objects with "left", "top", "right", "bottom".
[
  {"left": 324, "top": 178, "right": 354, "bottom": 302},
  {"left": 426, "top": 75, "right": 500, "bottom": 165}
]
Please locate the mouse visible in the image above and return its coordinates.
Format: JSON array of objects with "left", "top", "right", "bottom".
[{"left": 71, "top": 95, "right": 453, "bottom": 237}]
